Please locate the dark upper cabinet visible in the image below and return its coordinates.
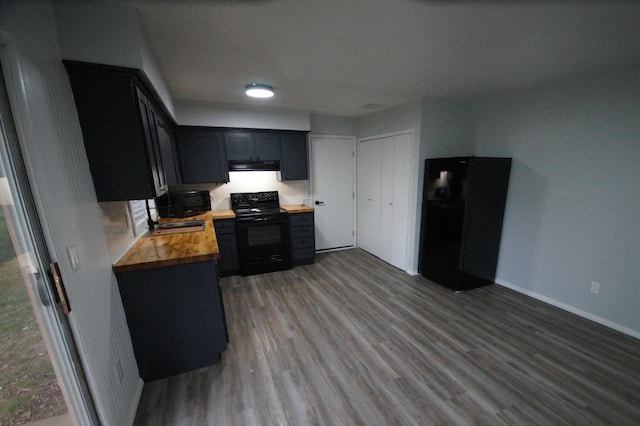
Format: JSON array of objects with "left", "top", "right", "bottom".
[
  {"left": 225, "top": 130, "right": 280, "bottom": 161},
  {"left": 175, "top": 126, "right": 229, "bottom": 183},
  {"left": 253, "top": 132, "right": 281, "bottom": 161},
  {"left": 279, "top": 132, "right": 309, "bottom": 180},
  {"left": 224, "top": 131, "right": 253, "bottom": 161},
  {"left": 64, "top": 61, "right": 172, "bottom": 201},
  {"left": 136, "top": 89, "right": 168, "bottom": 194},
  {"left": 156, "top": 115, "right": 181, "bottom": 186}
]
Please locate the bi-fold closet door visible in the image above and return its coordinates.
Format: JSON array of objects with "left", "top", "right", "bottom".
[{"left": 357, "top": 132, "right": 411, "bottom": 271}]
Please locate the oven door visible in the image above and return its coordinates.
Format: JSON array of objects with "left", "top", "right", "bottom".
[{"left": 236, "top": 216, "right": 291, "bottom": 275}]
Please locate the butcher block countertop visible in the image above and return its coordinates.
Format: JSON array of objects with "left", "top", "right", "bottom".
[
  {"left": 281, "top": 205, "right": 315, "bottom": 213},
  {"left": 209, "top": 209, "right": 235, "bottom": 220},
  {"left": 113, "top": 211, "right": 232, "bottom": 273}
]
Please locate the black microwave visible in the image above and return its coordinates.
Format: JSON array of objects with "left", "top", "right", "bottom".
[{"left": 155, "top": 190, "right": 211, "bottom": 218}]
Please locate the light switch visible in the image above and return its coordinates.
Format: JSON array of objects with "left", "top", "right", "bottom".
[{"left": 66, "top": 245, "right": 81, "bottom": 272}]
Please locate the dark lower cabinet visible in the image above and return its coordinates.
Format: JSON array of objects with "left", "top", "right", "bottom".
[
  {"left": 213, "top": 219, "right": 240, "bottom": 276},
  {"left": 115, "top": 260, "right": 228, "bottom": 382},
  {"left": 289, "top": 212, "right": 315, "bottom": 265}
]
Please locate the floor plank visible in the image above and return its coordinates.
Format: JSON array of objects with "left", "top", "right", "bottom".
[{"left": 134, "top": 249, "right": 640, "bottom": 425}]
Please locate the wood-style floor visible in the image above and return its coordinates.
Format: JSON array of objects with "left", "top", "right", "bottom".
[{"left": 134, "top": 249, "right": 640, "bottom": 425}]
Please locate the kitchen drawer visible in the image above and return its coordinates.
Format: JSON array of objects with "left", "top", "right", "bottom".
[
  {"left": 214, "top": 219, "right": 236, "bottom": 235},
  {"left": 289, "top": 213, "right": 313, "bottom": 227},
  {"left": 291, "top": 236, "right": 314, "bottom": 250},
  {"left": 290, "top": 225, "right": 313, "bottom": 239}
]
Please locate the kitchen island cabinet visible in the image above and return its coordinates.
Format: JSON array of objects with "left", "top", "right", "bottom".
[
  {"left": 115, "top": 260, "right": 227, "bottom": 382},
  {"left": 64, "top": 61, "right": 173, "bottom": 201},
  {"left": 113, "top": 214, "right": 228, "bottom": 381}
]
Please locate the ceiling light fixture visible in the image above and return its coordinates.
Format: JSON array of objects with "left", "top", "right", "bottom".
[{"left": 245, "top": 83, "right": 274, "bottom": 98}]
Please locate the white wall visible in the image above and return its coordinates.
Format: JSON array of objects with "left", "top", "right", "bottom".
[
  {"left": 175, "top": 172, "right": 308, "bottom": 211},
  {"left": 310, "top": 113, "right": 357, "bottom": 135},
  {"left": 0, "top": 2, "right": 142, "bottom": 424},
  {"left": 472, "top": 65, "right": 640, "bottom": 337},
  {"left": 357, "top": 100, "right": 422, "bottom": 139},
  {"left": 175, "top": 100, "right": 310, "bottom": 131},
  {"left": 414, "top": 100, "right": 475, "bottom": 273},
  {"left": 420, "top": 100, "right": 474, "bottom": 159},
  {"left": 54, "top": 0, "right": 175, "bottom": 118}
]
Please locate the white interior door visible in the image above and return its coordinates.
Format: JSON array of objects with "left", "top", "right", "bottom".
[{"left": 310, "top": 135, "right": 356, "bottom": 251}]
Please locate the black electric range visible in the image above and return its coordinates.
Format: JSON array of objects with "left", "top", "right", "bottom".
[{"left": 231, "top": 191, "right": 291, "bottom": 275}]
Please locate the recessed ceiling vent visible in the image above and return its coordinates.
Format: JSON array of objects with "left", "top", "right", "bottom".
[{"left": 361, "top": 103, "right": 385, "bottom": 110}]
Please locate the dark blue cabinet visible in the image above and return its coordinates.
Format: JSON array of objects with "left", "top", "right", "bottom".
[
  {"left": 289, "top": 212, "right": 315, "bottom": 265},
  {"left": 213, "top": 219, "right": 240, "bottom": 276},
  {"left": 225, "top": 130, "right": 280, "bottom": 161},
  {"left": 279, "top": 133, "right": 309, "bottom": 180},
  {"left": 65, "top": 61, "right": 173, "bottom": 201},
  {"left": 175, "top": 126, "right": 229, "bottom": 183},
  {"left": 116, "top": 260, "right": 228, "bottom": 381}
]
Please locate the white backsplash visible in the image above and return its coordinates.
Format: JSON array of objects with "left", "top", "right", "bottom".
[
  {"left": 99, "top": 172, "right": 310, "bottom": 262},
  {"left": 174, "top": 171, "right": 310, "bottom": 210},
  {"left": 99, "top": 201, "right": 137, "bottom": 263}
]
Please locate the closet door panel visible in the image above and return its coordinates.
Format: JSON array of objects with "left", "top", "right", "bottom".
[
  {"left": 380, "top": 137, "right": 395, "bottom": 265},
  {"left": 357, "top": 132, "right": 412, "bottom": 270},
  {"left": 357, "top": 140, "right": 382, "bottom": 257},
  {"left": 389, "top": 134, "right": 412, "bottom": 270}
]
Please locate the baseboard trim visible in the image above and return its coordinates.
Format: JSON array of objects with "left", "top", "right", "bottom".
[
  {"left": 495, "top": 279, "right": 640, "bottom": 340},
  {"left": 127, "top": 378, "right": 144, "bottom": 425}
]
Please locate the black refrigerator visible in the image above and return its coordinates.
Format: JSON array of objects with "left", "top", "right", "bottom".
[{"left": 418, "top": 157, "right": 511, "bottom": 291}]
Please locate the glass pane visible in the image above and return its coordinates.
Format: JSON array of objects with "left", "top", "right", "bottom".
[{"left": 0, "top": 131, "right": 69, "bottom": 424}]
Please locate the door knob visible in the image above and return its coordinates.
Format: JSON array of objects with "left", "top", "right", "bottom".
[{"left": 315, "top": 200, "right": 325, "bottom": 206}]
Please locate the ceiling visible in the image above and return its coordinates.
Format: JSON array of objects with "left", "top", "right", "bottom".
[{"left": 115, "top": 0, "right": 640, "bottom": 117}]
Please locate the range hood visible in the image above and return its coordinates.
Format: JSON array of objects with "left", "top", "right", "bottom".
[{"left": 228, "top": 160, "right": 280, "bottom": 172}]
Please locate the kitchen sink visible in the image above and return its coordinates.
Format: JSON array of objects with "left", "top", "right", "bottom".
[{"left": 150, "top": 219, "right": 206, "bottom": 236}]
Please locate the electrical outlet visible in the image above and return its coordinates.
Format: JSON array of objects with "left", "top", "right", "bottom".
[{"left": 590, "top": 281, "right": 600, "bottom": 294}]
